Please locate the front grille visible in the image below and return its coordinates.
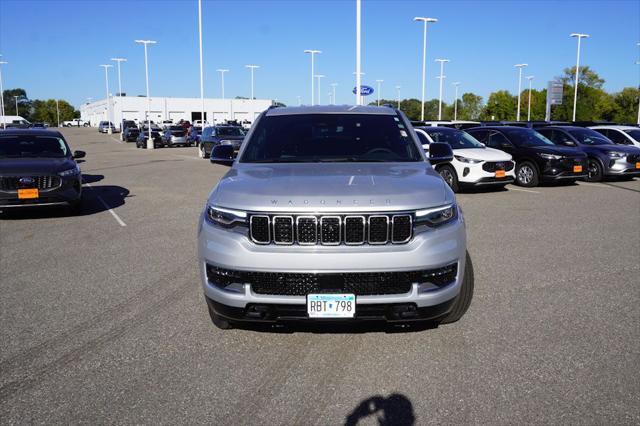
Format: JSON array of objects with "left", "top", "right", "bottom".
[
  {"left": 482, "top": 161, "right": 515, "bottom": 172},
  {"left": 627, "top": 154, "right": 640, "bottom": 163},
  {"left": 206, "top": 263, "right": 458, "bottom": 296},
  {"left": 249, "top": 213, "right": 413, "bottom": 245},
  {"left": 0, "top": 175, "right": 62, "bottom": 191}
]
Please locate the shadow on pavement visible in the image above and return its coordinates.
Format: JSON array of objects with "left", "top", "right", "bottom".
[{"left": 345, "top": 393, "right": 415, "bottom": 426}]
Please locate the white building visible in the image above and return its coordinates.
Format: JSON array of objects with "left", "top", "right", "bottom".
[{"left": 80, "top": 96, "right": 272, "bottom": 127}]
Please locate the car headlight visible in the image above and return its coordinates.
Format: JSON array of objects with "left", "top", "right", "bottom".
[
  {"left": 205, "top": 205, "right": 247, "bottom": 228},
  {"left": 538, "top": 153, "right": 563, "bottom": 160},
  {"left": 414, "top": 204, "right": 458, "bottom": 227},
  {"left": 454, "top": 155, "right": 482, "bottom": 164},
  {"left": 606, "top": 151, "right": 625, "bottom": 159},
  {"left": 58, "top": 166, "right": 80, "bottom": 177}
]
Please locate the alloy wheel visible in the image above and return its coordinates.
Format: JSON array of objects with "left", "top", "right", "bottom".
[{"left": 518, "top": 165, "right": 534, "bottom": 185}]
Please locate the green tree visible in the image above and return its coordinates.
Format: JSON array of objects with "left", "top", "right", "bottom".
[
  {"left": 559, "top": 66, "right": 605, "bottom": 89},
  {"left": 2, "top": 88, "right": 31, "bottom": 119},
  {"left": 31, "top": 99, "right": 77, "bottom": 125},
  {"left": 459, "top": 93, "right": 483, "bottom": 120},
  {"left": 517, "top": 89, "right": 547, "bottom": 121},
  {"left": 611, "top": 87, "right": 640, "bottom": 124},
  {"left": 481, "top": 90, "right": 516, "bottom": 120}
]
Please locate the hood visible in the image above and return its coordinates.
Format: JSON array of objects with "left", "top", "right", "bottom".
[
  {"left": 0, "top": 157, "right": 76, "bottom": 175},
  {"left": 530, "top": 145, "right": 586, "bottom": 157},
  {"left": 209, "top": 162, "right": 451, "bottom": 213},
  {"left": 453, "top": 147, "right": 511, "bottom": 161}
]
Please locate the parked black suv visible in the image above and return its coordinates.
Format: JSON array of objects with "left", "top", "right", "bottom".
[
  {"left": 135, "top": 128, "right": 162, "bottom": 149},
  {"left": 0, "top": 129, "right": 85, "bottom": 213},
  {"left": 121, "top": 120, "right": 139, "bottom": 142},
  {"left": 466, "top": 126, "right": 588, "bottom": 187},
  {"left": 199, "top": 125, "right": 246, "bottom": 158},
  {"left": 537, "top": 126, "right": 640, "bottom": 182}
]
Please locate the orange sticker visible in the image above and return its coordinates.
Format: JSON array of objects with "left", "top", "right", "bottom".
[
  {"left": 636, "top": 162, "right": 640, "bottom": 169},
  {"left": 573, "top": 165, "right": 582, "bottom": 173},
  {"left": 495, "top": 170, "right": 506, "bottom": 178},
  {"left": 18, "top": 188, "right": 39, "bottom": 199}
]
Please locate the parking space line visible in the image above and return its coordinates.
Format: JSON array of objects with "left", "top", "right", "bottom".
[
  {"left": 86, "top": 183, "right": 127, "bottom": 227},
  {"left": 110, "top": 136, "right": 123, "bottom": 144},
  {"left": 508, "top": 187, "right": 540, "bottom": 194}
]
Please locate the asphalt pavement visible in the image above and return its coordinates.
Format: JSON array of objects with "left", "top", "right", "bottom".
[{"left": 1, "top": 127, "right": 639, "bottom": 425}]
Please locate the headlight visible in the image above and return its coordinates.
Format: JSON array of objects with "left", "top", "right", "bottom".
[
  {"left": 538, "top": 153, "right": 563, "bottom": 160},
  {"left": 58, "top": 166, "right": 80, "bottom": 177},
  {"left": 205, "top": 205, "right": 247, "bottom": 228},
  {"left": 415, "top": 204, "right": 458, "bottom": 227},
  {"left": 606, "top": 151, "right": 625, "bottom": 159},
  {"left": 454, "top": 155, "right": 482, "bottom": 164}
]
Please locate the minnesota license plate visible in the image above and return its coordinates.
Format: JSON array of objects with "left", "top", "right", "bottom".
[
  {"left": 307, "top": 294, "right": 355, "bottom": 318},
  {"left": 573, "top": 165, "right": 583, "bottom": 173},
  {"left": 18, "top": 188, "right": 39, "bottom": 199},
  {"left": 495, "top": 170, "right": 506, "bottom": 178}
]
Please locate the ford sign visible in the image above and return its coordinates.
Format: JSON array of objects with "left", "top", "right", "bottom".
[{"left": 352, "top": 85, "right": 374, "bottom": 96}]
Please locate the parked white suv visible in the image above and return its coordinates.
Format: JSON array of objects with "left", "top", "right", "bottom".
[{"left": 589, "top": 125, "right": 640, "bottom": 148}]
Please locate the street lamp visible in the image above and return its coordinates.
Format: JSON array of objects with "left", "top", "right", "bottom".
[
  {"left": 99, "top": 64, "right": 113, "bottom": 134},
  {"left": 375, "top": 79, "right": 383, "bottom": 106},
  {"left": 198, "top": 0, "right": 205, "bottom": 127},
  {"left": 303, "top": 50, "right": 321, "bottom": 106},
  {"left": 297, "top": 96, "right": 302, "bottom": 106},
  {"left": 452, "top": 82, "right": 460, "bottom": 121},
  {"left": 13, "top": 95, "right": 19, "bottom": 115},
  {"left": 245, "top": 65, "right": 259, "bottom": 99},
  {"left": 395, "top": 85, "right": 401, "bottom": 110},
  {"left": 353, "top": 71, "right": 365, "bottom": 104},
  {"left": 314, "top": 74, "right": 325, "bottom": 106},
  {"left": 435, "top": 58, "right": 449, "bottom": 120},
  {"left": 0, "top": 58, "right": 7, "bottom": 129},
  {"left": 514, "top": 63, "right": 528, "bottom": 121},
  {"left": 414, "top": 17, "right": 438, "bottom": 121},
  {"left": 110, "top": 57, "right": 127, "bottom": 131},
  {"left": 526, "top": 76, "right": 534, "bottom": 121},
  {"left": 217, "top": 69, "right": 229, "bottom": 99},
  {"left": 134, "top": 39, "right": 157, "bottom": 149},
  {"left": 330, "top": 83, "right": 337, "bottom": 105},
  {"left": 570, "top": 33, "right": 590, "bottom": 122},
  {"left": 55, "top": 99, "right": 60, "bottom": 128}
]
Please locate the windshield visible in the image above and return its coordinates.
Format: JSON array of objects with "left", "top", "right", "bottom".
[
  {"left": 217, "top": 127, "right": 245, "bottom": 137},
  {"left": 0, "top": 135, "right": 69, "bottom": 158},
  {"left": 503, "top": 128, "right": 555, "bottom": 147},
  {"left": 422, "top": 128, "right": 484, "bottom": 149},
  {"left": 623, "top": 129, "right": 640, "bottom": 141},
  {"left": 241, "top": 113, "right": 422, "bottom": 163},
  {"left": 568, "top": 128, "right": 612, "bottom": 145}
]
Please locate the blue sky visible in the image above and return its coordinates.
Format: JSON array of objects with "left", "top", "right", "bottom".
[{"left": 0, "top": 0, "right": 638, "bottom": 108}]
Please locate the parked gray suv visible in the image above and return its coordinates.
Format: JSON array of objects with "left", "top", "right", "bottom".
[{"left": 198, "top": 105, "right": 473, "bottom": 329}]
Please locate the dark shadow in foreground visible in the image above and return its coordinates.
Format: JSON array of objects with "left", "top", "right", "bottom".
[{"left": 345, "top": 393, "right": 415, "bottom": 426}]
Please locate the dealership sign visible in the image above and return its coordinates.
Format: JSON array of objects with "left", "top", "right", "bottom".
[
  {"left": 352, "top": 85, "right": 374, "bottom": 96},
  {"left": 547, "top": 81, "right": 563, "bottom": 105}
]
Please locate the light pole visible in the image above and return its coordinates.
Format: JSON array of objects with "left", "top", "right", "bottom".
[
  {"left": 0, "top": 58, "right": 7, "bottom": 129},
  {"left": 353, "top": 71, "right": 365, "bottom": 104},
  {"left": 330, "top": 83, "right": 337, "bottom": 105},
  {"left": 99, "top": 64, "right": 113, "bottom": 134},
  {"left": 375, "top": 79, "right": 383, "bottom": 106},
  {"left": 217, "top": 69, "right": 229, "bottom": 99},
  {"left": 395, "top": 85, "right": 401, "bottom": 110},
  {"left": 570, "top": 33, "right": 590, "bottom": 122},
  {"left": 303, "top": 50, "right": 321, "bottom": 106},
  {"left": 245, "top": 65, "right": 259, "bottom": 99},
  {"left": 435, "top": 58, "right": 449, "bottom": 120},
  {"left": 197, "top": 0, "right": 206, "bottom": 127},
  {"left": 55, "top": 99, "right": 60, "bottom": 128},
  {"left": 526, "top": 76, "right": 534, "bottom": 121},
  {"left": 297, "top": 96, "right": 302, "bottom": 106},
  {"left": 134, "top": 39, "right": 157, "bottom": 149},
  {"left": 315, "top": 74, "right": 325, "bottom": 106},
  {"left": 414, "top": 17, "right": 438, "bottom": 121},
  {"left": 355, "top": 0, "right": 361, "bottom": 105},
  {"left": 110, "top": 57, "right": 127, "bottom": 131},
  {"left": 514, "top": 63, "right": 528, "bottom": 121},
  {"left": 452, "top": 82, "right": 460, "bottom": 121},
  {"left": 13, "top": 95, "right": 19, "bottom": 115}
]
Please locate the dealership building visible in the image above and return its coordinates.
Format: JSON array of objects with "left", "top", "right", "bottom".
[{"left": 80, "top": 96, "right": 273, "bottom": 127}]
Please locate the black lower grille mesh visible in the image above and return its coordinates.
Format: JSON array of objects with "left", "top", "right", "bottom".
[{"left": 206, "top": 264, "right": 458, "bottom": 296}]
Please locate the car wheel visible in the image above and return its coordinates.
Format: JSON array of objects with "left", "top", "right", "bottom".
[
  {"left": 516, "top": 161, "right": 539, "bottom": 187},
  {"left": 440, "top": 251, "right": 474, "bottom": 324},
  {"left": 586, "top": 158, "right": 603, "bottom": 182},
  {"left": 207, "top": 305, "right": 233, "bottom": 330},
  {"left": 437, "top": 164, "right": 459, "bottom": 193}
]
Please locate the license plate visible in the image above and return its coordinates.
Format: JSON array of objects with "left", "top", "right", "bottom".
[
  {"left": 636, "top": 162, "right": 640, "bottom": 169},
  {"left": 573, "top": 165, "right": 583, "bottom": 173},
  {"left": 18, "top": 188, "right": 39, "bottom": 199},
  {"left": 495, "top": 170, "right": 505, "bottom": 178},
  {"left": 307, "top": 294, "right": 355, "bottom": 318}
]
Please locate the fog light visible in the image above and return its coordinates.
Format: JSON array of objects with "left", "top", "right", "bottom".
[{"left": 463, "top": 167, "right": 470, "bottom": 177}]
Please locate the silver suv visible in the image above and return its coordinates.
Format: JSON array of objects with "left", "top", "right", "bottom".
[{"left": 198, "top": 105, "right": 473, "bottom": 329}]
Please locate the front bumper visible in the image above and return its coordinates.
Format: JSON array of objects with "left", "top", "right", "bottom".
[
  {"left": 198, "top": 213, "right": 467, "bottom": 322},
  {"left": 0, "top": 176, "right": 82, "bottom": 208},
  {"left": 604, "top": 158, "right": 640, "bottom": 176},
  {"left": 455, "top": 160, "right": 516, "bottom": 185},
  {"left": 541, "top": 157, "right": 588, "bottom": 181}
]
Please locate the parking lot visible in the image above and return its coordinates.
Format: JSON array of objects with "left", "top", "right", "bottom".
[{"left": 1, "top": 127, "right": 639, "bottom": 424}]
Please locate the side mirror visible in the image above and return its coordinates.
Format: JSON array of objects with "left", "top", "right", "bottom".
[
  {"left": 428, "top": 142, "right": 453, "bottom": 165},
  {"left": 479, "top": 142, "right": 486, "bottom": 147},
  {"left": 210, "top": 145, "right": 234, "bottom": 167},
  {"left": 565, "top": 141, "right": 576, "bottom": 147},
  {"left": 501, "top": 142, "right": 513, "bottom": 149},
  {"left": 73, "top": 150, "right": 86, "bottom": 159}
]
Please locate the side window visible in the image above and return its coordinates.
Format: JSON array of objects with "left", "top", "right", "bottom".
[
  {"left": 415, "top": 131, "right": 430, "bottom": 146},
  {"left": 592, "top": 129, "right": 608, "bottom": 138},
  {"left": 488, "top": 131, "right": 510, "bottom": 149},
  {"left": 607, "top": 130, "right": 630, "bottom": 145},
  {"left": 468, "top": 130, "right": 488, "bottom": 144},
  {"left": 543, "top": 130, "right": 571, "bottom": 146}
]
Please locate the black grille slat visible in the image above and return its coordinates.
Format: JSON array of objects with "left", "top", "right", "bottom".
[
  {"left": 297, "top": 217, "right": 317, "bottom": 245},
  {"left": 368, "top": 216, "right": 388, "bottom": 244},
  {"left": 392, "top": 215, "right": 412, "bottom": 243},
  {"left": 344, "top": 216, "right": 365, "bottom": 244},
  {"left": 320, "top": 217, "right": 341, "bottom": 245},
  {"left": 206, "top": 264, "right": 458, "bottom": 296},
  {"left": 250, "top": 215, "right": 270, "bottom": 244},
  {"left": 0, "top": 175, "right": 61, "bottom": 191},
  {"left": 273, "top": 216, "right": 294, "bottom": 244}
]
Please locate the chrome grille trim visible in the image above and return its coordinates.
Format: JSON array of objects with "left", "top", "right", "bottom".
[
  {"left": 344, "top": 215, "right": 366, "bottom": 245},
  {"left": 249, "top": 215, "right": 270, "bottom": 244},
  {"left": 367, "top": 215, "right": 389, "bottom": 245},
  {"left": 296, "top": 216, "right": 318, "bottom": 245},
  {"left": 391, "top": 215, "right": 413, "bottom": 244},
  {"left": 272, "top": 216, "right": 294, "bottom": 245},
  {"left": 320, "top": 216, "right": 341, "bottom": 246}
]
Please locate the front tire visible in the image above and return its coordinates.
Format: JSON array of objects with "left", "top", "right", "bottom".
[
  {"left": 516, "top": 161, "right": 539, "bottom": 187},
  {"left": 437, "top": 164, "right": 460, "bottom": 192},
  {"left": 440, "top": 252, "right": 474, "bottom": 324},
  {"left": 586, "top": 158, "right": 603, "bottom": 182},
  {"left": 208, "top": 305, "right": 233, "bottom": 330}
]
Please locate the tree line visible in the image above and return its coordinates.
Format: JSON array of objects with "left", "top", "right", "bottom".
[
  {"left": 1, "top": 88, "right": 79, "bottom": 125},
  {"left": 370, "top": 65, "right": 639, "bottom": 124}
]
